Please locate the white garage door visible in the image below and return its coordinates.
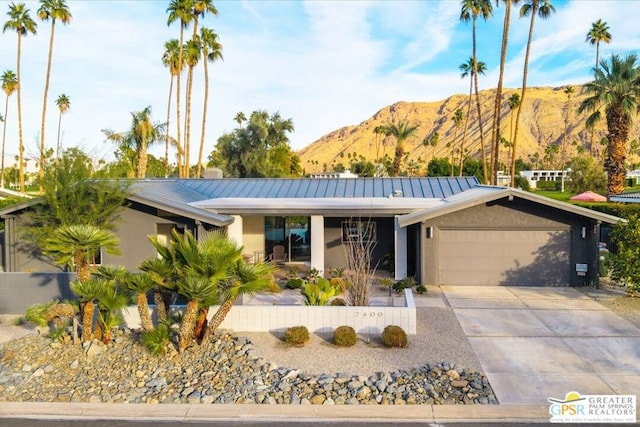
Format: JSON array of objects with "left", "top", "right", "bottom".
[{"left": 439, "top": 229, "right": 570, "bottom": 286}]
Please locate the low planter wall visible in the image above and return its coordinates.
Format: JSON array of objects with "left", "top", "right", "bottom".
[
  {"left": 0, "top": 272, "right": 76, "bottom": 314},
  {"left": 122, "top": 289, "right": 416, "bottom": 335}
]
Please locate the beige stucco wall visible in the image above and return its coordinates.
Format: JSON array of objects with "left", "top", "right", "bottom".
[{"left": 242, "top": 215, "right": 265, "bottom": 260}]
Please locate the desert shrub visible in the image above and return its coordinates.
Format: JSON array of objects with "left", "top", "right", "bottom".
[
  {"left": 416, "top": 285, "right": 427, "bottom": 294},
  {"left": 284, "top": 325, "right": 309, "bottom": 346},
  {"left": 25, "top": 301, "right": 57, "bottom": 327},
  {"left": 392, "top": 276, "right": 417, "bottom": 293},
  {"left": 333, "top": 325, "right": 356, "bottom": 347},
  {"left": 330, "top": 297, "right": 346, "bottom": 306},
  {"left": 142, "top": 325, "right": 171, "bottom": 356},
  {"left": 381, "top": 325, "right": 408, "bottom": 348},
  {"left": 265, "top": 279, "right": 281, "bottom": 293},
  {"left": 285, "top": 277, "right": 305, "bottom": 289}
]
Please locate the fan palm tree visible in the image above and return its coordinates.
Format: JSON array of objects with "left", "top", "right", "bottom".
[
  {"left": 138, "top": 256, "right": 177, "bottom": 324},
  {"left": 3, "top": 2, "right": 37, "bottom": 193},
  {"left": 385, "top": 120, "right": 419, "bottom": 176},
  {"left": 167, "top": 0, "right": 194, "bottom": 178},
  {"left": 459, "top": 57, "right": 487, "bottom": 176},
  {"left": 102, "top": 106, "right": 166, "bottom": 178},
  {"left": 460, "top": 0, "right": 493, "bottom": 183},
  {"left": 490, "top": 0, "right": 519, "bottom": 185},
  {"left": 94, "top": 282, "right": 128, "bottom": 344},
  {"left": 586, "top": 19, "right": 612, "bottom": 75},
  {"left": 37, "top": 0, "right": 71, "bottom": 193},
  {"left": 578, "top": 54, "right": 640, "bottom": 197},
  {"left": 373, "top": 124, "right": 387, "bottom": 161},
  {"left": 509, "top": 0, "right": 556, "bottom": 187},
  {"left": 562, "top": 86, "right": 574, "bottom": 163},
  {"left": 43, "top": 224, "right": 121, "bottom": 283},
  {"left": 196, "top": 26, "right": 223, "bottom": 178},
  {"left": 162, "top": 38, "right": 182, "bottom": 178},
  {"left": 54, "top": 93, "right": 69, "bottom": 158},
  {"left": 1, "top": 70, "right": 17, "bottom": 188},
  {"left": 182, "top": 38, "right": 201, "bottom": 178}
]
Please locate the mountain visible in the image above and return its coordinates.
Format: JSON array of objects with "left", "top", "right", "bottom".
[{"left": 298, "top": 85, "right": 609, "bottom": 174}]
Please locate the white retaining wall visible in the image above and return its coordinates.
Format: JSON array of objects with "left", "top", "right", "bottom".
[{"left": 123, "top": 289, "right": 416, "bottom": 335}]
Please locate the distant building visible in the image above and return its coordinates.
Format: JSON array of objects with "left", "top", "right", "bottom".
[
  {"left": 309, "top": 170, "right": 358, "bottom": 179},
  {"left": 627, "top": 169, "right": 640, "bottom": 185},
  {"left": 519, "top": 170, "right": 569, "bottom": 189}
]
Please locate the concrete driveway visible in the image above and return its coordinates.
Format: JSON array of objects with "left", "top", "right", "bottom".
[{"left": 441, "top": 286, "right": 640, "bottom": 405}]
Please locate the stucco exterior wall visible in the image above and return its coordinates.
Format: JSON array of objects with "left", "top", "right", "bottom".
[
  {"left": 242, "top": 215, "right": 265, "bottom": 259},
  {"left": 420, "top": 199, "right": 599, "bottom": 286}
]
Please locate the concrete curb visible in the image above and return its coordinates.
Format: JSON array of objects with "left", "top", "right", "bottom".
[{"left": 0, "top": 402, "right": 551, "bottom": 423}]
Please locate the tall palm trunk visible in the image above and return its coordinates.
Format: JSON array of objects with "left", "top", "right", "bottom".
[
  {"left": 137, "top": 141, "right": 148, "bottom": 178},
  {"left": 202, "top": 296, "right": 236, "bottom": 343},
  {"left": 164, "top": 75, "right": 174, "bottom": 178},
  {"left": 606, "top": 104, "right": 629, "bottom": 196},
  {"left": 55, "top": 109, "right": 62, "bottom": 159},
  {"left": 39, "top": 19, "right": 57, "bottom": 194},
  {"left": 184, "top": 64, "right": 195, "bottom": 178},
  {"left": 491, "top": 0, "right": 512, "bottom": 185},
  {"left": 510, "top": 5, "right": 537, "bottom": 187},
  {"left": 460, "top": 76, "right": 473, "bottom": 177},
  {"left": 16, "top": 35, "right": 25, "bottom": 193},
  {"left": 196, "top": 50, "right": 210, "bottom": 178},
  {"left": 176, "top": 27, "right": 184, "bottom": 177},
  {"left": 179, "top": 299, "right": 198, "bottom": 352},
  {"left": 1, "top": 94, "right": 9, "bottom": 188},
  {"left": 472, "top": 18, "right": 488, "bottom": 183},
  {"left": 392, "top": 142, "right": 404, "bottom": 176},
  {"left": 193, "top": 306, "right": 209, "bottom": 341},
  {"left": 137, "top": 292, "right": 153, "bottom": 331}
]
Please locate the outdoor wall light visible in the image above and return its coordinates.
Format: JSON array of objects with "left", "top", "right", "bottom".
[
  {"left": 581, "top": 226, "right": 586, "bottom": 239},
  {"left": 426, "top": 226, "right": 433, "bottom": 239}
]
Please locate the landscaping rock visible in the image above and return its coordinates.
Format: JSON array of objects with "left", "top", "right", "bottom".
[{"left": 0, "top": 330, "right": 498, "bottom": 405}]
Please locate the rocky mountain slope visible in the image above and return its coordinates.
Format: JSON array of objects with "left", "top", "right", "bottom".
[{"left": 298, "top": 85, "right": 609, "bottom": 174}]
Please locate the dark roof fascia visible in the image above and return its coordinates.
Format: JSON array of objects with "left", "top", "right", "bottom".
[
  {"left": 0, "top": 197, "right": 43, "bottom": 218},
  {"left": 398, "top": 187, "right": 623, "bottom": 227},
  {"left": 127, "top": 194, "right": 233, "bottom": 227}
]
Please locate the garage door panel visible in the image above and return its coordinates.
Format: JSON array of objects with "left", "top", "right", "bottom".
[{"left": 439, "top": 229, "right": 570, "bottom": 286}]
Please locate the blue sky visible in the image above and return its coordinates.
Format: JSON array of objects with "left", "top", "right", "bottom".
[{"left": 0, "top": 0, "right": 638, "bottom": 167}]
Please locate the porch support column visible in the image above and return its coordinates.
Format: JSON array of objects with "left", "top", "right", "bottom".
[
  {"left": 310, "top": 215, "right": 324, "bottom": 274},
  {"left": 394, "top": 216, "right": 407, "bottom": 280},
  {"left": 227, "top": 215, "right": 243, "bottom": 246}
]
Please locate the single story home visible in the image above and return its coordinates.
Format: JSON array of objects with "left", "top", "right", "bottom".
[{"left": 0, "top": 176, "right": 621, "bottom": 287}]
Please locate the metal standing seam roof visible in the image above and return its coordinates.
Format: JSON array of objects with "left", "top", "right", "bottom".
[
  {"left": 610, "top": 192, "right": 640, "bottom": 203},
  {"left": 397, "top": 186, "right": 623, "bottom": 227},
  {"left": 168, "top": 176, "right": 480, "bottom": 199}
]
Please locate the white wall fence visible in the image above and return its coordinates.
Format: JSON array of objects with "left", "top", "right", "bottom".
[{"left": 122, "top": 289, "right": 417, "bottom": 335}]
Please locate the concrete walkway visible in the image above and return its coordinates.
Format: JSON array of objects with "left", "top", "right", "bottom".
[{"left": 441, "top": 286, "right": 640, "bottom": 405}]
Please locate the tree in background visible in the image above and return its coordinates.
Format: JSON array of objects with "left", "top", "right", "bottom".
[
  {"left": 566, "top": 155, "right": 606, "bottom": 195},
  {"left": 37, "top": 0, "right": 72, "bottom": 193},
  {"left": 162, "top": 38, "right": 183, "bottom": 178},
  {"left": 385, "top": 120, "right": 419, "bottom": 176},
  {"left": 103, "top": 106, "right": 166, "bottom": 178},
  {"left": 510, "top": 0, "right": 556, "bottom": 187},
  {"left": 586, "top": 19, "right": 611, "bottom": 75},
  {"left": 562, "top": 86, "right": 574, "bottom": 164},
  {"left": 585, "top": 19, "right": 612, "bottom": 154},
  {"left": 459, "top": 57, "right": 486, "bottom": 176},
  {"left": 578, "top": 54, "right": 640, "bottom": 197},
  {"left": 1, "top": 70, "right": 17, "bottom": 188},
  {"left": 3, "top": 2, "right": 37, "bottom": 193},
  {"left": 490, "top": 0, "right": 517, "bottom": 185},
  {"left": 460, "top": 0, "right": 493, "bottom": 184},
  {"left": 451, "top": 109, "right": 465, "bottom": 176},
  {"left": 54, "top": 93, "right": 69, "bottom": 158},
  {"left": 196, "top": 26, "right": 223, "bottom": 178},
  {"left": 24, "top": 147, "right": 130, "bottom": 253},
  {"left": 210, "top": 110, "right": 301, "bottom": 178}
]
